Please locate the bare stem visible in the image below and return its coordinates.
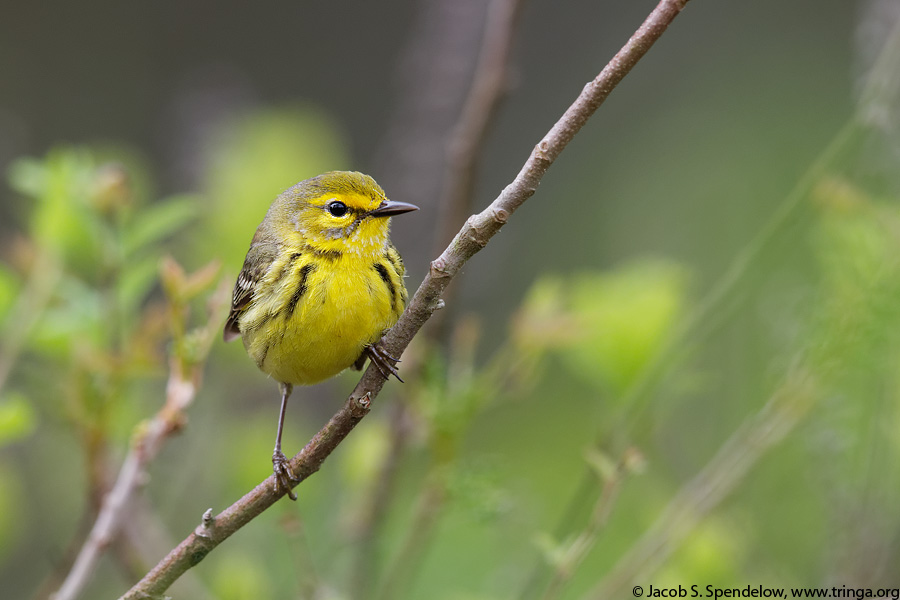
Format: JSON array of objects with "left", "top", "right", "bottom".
[
  {"left": 529, "top": 105, "right": 862, "bottom": 600},
  {"left": 52, "top": 359, "right": 204, "bottom": 600},
  {"left": 433, "top": 0, "right": 525, "bottom": 254},
  {"left": 0, "top": 249, "right": 62, "bottom": 394},
  {"left": 120, "top": 393, "right": 374, "bottom": 600},
  {"left": 51, "top": 272, "right": 229, "bottom": 600},
  {"left": 428, "top": 0, "right": 525, "bottom": 344},
  {"left": 585, "top": 369, "right": 817, "bottom": 600},
  {"left": 352, "top": 0, "right": 525, "bottom": 594},
  {"left": 120, "top": 1, "right": 692, "bottom": 596},
  {"left": 540, "top": 450, "right": 637, "bottom": 600},
  {"left": 377, "top": 0, "right": 691, "bottom": 375}
]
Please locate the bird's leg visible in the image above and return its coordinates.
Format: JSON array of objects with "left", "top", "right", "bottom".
[
  {"left": 272, "top": 382, "right": 298, "bottom": 501},
  {"left": 364, "top": 342, "right": 404, "bottom": 383}
]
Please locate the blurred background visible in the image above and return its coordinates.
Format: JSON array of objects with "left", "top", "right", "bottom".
[{"left": 2, "top": 0, "right": 899, "bottom": 598}]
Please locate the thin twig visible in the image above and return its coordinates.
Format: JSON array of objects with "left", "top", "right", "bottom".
[
  {"left": 352, "top": 0, "right": 525, "bottom": 594},
  {"left": 433, "top": 0, "right": 525, "bottom": 254},
  {"left": 374, "top": 0, "right": 490, "bottom": 254},
  {"left": 542, "top": 26, "right": 900, "bottom": 579},
  {"left": 540, "top": 450, "right": 637, "bottom": 600},
  {"left": 52, "top": 360, "right": 201, "bottom": 600},
  {"left": 585, "top": 369, "right": 817, "bottom": 600},
  {"left": 378, "top": 0, "right": 691, "bottom": 377},
  {"left": 120, "top": 392, "right": 375, "bottom": 600},
  {"left": 0, "top": 249, "right": 62, "bottom": 394},
  {"left": 120, "top": 2, "right": 692, "bottom": 596},
  {"left": 429, "top": 0, "right": 525, "bottom": 345},
  {"left": 52, "top": 274, "right": 229, "bottom": 600}
]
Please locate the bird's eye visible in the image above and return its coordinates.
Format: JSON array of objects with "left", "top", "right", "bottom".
[{"left": 327, "top": 201, "right": 348, "bottom": 217}]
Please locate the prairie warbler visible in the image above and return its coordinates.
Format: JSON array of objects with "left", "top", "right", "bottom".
[{"left": 224, "top": 171, "right": 418, "bottom": 499}]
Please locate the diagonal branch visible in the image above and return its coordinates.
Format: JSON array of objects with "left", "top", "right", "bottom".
[
  {"left": 120, "top": 1, "right": 692, "bottom": 597},
  {"left": 432, "top": 0, "right": 525, "bottom": 254},
  {"left": 356, "top": 0, "right": 526, "bottom": 595},
  {"left": 428, "top": 0, "right": 526, "bottom": 342},
  {"left": 53, "top": 269, "right": 229, "bottom": 600}
]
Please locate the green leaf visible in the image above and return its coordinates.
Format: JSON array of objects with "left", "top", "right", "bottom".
[
  {"left": 0, "top": 266, "right": 21, "bottom": 321},
  {"left": 197, "top": 105, "right": 348, "bottom": 269},
  {"left": 30, "top": 275, "right": 104, "bottom": 355},
  {"left": 117, "top": 255, "right": 161, "bottom": 316},
  {"left": 0, "top": 393, "right": 37, "bottom": 446},
  {"left": 211, "top": 553, "right": 273, "bottom": 600},
  {"left": 563, "top": 260, "right": 688, "bottom": 395},
  {"left": 15, "top": 148, "right": 105, "bottom": 270},
  {"left": 123, "top": 195, "right": 199, "bottom": 256},
  {"left": 338, "top": 418, "right": 391, "bottom": 490}
]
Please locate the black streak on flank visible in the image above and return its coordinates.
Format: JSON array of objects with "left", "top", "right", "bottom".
[
  {"left": 384, "top": 249, "right": 398, "bottom": 270},
  {"left": 275, "top": 252, "right": 303, "bottom": 283},
  {"left": 285, "top": 263, "right": 315, "bottom": 319},
  {"left": 258, "top": 343, "right": 270, "bottom": 369},
  {"left": 264, "top": 252, "right": 303, "bottom": 295},
  {"left": 374, "top": 263, "right": 397, "bottom": 310}
]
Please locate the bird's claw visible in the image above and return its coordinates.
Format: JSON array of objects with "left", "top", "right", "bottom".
[
  {"left": 366, "top": 343, "right": 403, "bottom": 382},
  {"left": 272, "top": 450, "right": 299, "bottom": 501}
]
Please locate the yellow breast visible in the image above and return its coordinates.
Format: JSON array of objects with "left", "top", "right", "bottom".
[{"left": 238, "top": 245, "right": 406, "bottom": 386}]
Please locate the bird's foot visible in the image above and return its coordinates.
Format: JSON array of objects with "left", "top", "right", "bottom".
[
  {"left": 366, "top": 342, "right": 403, "bottom": 383},
  {"left": 272, "top": 450, "right": 299, "bottom": 501}
]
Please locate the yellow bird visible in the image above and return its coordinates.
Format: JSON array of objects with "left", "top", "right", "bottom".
[{"left": 224, "top": 171, "right": 418, "bottom": 499}]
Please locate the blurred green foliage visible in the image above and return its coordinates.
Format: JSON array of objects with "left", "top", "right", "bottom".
[
  {"left": 0, "top": 144, "right": 219, "bottom": 598},
  {"left": 196, "top": 105, "right": 348, "bottom": 270},
  {"left": 0, "top": 392, "right": 36, "bottom": 446},
  {"left": 515, "top": 260, "right": 687, "bottom": 396},
  {"left": 2, "top": 89, "right": 900, "bottom": 600},
  {"left": 6, "top": 147, "right": 198, "bottom": 356}
]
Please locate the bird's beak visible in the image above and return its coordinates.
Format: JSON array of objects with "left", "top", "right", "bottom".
[{"left": 369, "top": 199, "right": 419, "bottom": 218}]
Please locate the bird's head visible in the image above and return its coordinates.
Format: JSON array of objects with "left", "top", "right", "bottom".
[{"left": 272, "top": 171, "right": 418, "bottom": 256}]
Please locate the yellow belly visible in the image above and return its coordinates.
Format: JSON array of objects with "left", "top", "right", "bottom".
[{"left": 240, "top": 257, "right": 401, "bottom": 386}]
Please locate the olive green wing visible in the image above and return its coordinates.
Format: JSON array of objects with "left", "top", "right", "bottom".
[{"left": 223, "top": 240, "right": 278, "bottom": 342}]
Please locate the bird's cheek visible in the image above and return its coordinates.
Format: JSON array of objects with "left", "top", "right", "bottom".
[{"left": 363, "top": 218, "right": 389, "bottom": 237}]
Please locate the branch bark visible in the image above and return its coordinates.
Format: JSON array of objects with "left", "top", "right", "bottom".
[
  {"left": 352, "top": 1, "right": 523, "bottom": 592},
  {"left": 432, "top": 0, "right": 525, "bottom": 254},
  {"left": 51, "top": 264, "right": 227, "bottom": 600},
  {"left": 53, "top": 357, "right": 208, "bottom": 600},
  {"left": 120, "top": 1, "right": 692, "bottom": 597}
]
